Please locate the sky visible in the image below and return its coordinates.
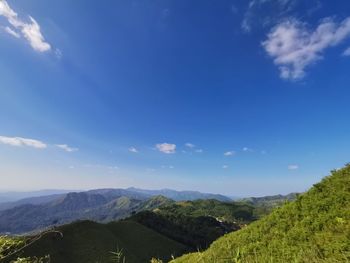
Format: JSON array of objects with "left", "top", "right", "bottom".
[{"left": 0, "top": 0, "right": 350, "bottom": 197}]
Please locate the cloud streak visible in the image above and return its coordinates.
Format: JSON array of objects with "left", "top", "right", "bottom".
[
  {"left": 0, "top": 135, "right": 79, "bottom": 153},
  {"left": 288, "top": 164, "right": 299, "bottom": 170},
  {"left": 0, "top": 0, "right": 51, "bottom": 52},
  {"left": 56, "top": 144, "right": 78, "bottom": 152},
  {"left": 128, "top": 147, "right": 139, "bottom": 153},
  {"left": 0, "top": 136, "right": 47, "bottom": 149},
  {"left": 262, "top": 17, "right": 350, "bottom": 80}
]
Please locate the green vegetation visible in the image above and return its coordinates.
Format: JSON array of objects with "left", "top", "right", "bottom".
[
  {"left": 130, "top": 211, "right": 239, "bottom": 250},
  {"left": 240, "top": 193, "right": 298, "bottom": 219},
  {"left": 172, "top": 165, "right": 350, "bottom": 262},
  {"left": 155, "top": 199, "right": 255, "bottom": 223},
  {"left": 16, "top": 220, "right": 187, "bottom": 263},
  {"left": 129, "top": 199, "right": 257, "bottom": 250},
  {"left": 0, "top": 235, "right": 49, "bottom": 263}
]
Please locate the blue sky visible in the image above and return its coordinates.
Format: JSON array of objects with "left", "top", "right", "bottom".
[{"left": 0, "top": 0, "right": 350, "bottom": 196}]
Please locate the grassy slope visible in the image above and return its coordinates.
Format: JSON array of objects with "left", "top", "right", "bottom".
[
  {"left": 173, "top": 165, "right": 350, "bottom": 263},
  {"left": 20, "top": 220, "right": 188, "bottom": 263}
]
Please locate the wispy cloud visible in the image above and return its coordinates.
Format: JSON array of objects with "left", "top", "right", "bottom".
[
  {"left": 242, "top": 0, "right": 296, "bottom": 33},
  {"left": 243, "top": 147, "right": 254, "bottom": 152},
  {"left": 56, "top": 144, "right": 78, "bottom": 152},
  {"left": 128, "top": 147, "right": 139, "bottom": 153},
  {"left": 222, "top": 165, "right": 229, "bottom": 169},
  {"left": 0, "top": 0, "right": 51, "bottom": 52},
  {"left": 83, "top": 164, "right": 119, "bottom": 173},
  {"left": 184, "top": 142, "right": 203, "bottom": 154},
  {"left": 0, "top": 135, "right": 47, "bottom": 149},
  {"left": 161, "top": 165, "right": 174, "bottom": 169},
  {"left": 262, "top": 17, "right": 350, "bottom": 80},
  {"left": 231, "top": 4, "right": 238, "bottom": 15},
  {"left": 224, "top": 151, "right": 235, "bottom": 156},
  {"left": 288, "top": 164, "right": 299, "bottom": 170},
  {"left": 156, "top": 143, "right": 176, "bottom": 154},
  {"left": 185, "top": 143, "right": 195, "bottom": 148},
  {"left": 4, "top": 26, "right": 19, "bottom": 38},
  {"left": 343, "top": 47, "right": 350, "bottom": 56}
]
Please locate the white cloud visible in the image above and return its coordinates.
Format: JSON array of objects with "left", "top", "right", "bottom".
[
  {"left": 262, "top": 17, "right": 350, "bottom": 80},
  {"left": 56, "top": 144, "right": 78, "bottom": 152},
  {"left": 288, "top": 164, "right": 299, "bottom": 170},
  {"left": 0, "top": 0, "right": 51, "bottom": 52},
  {"left": 0, "top": 135, "right": 47, "bottom": 149},
  {"left": 4, "top": 26, "right": 19, "bottom": 38},
  {"left": 195, "top": 149, "right": 203, "bottom": 153},
  {"left": 343, "top": 47, "right": 350, "bottom": 56},
  {"left": 128, "top": 147, "right": 139, "bottom": 153},
  {"left": 156, "top": 143, "right": 176, "bottom": 154},
  {"left": 224, "top": 151, "right": 235, "bottom": 156},
  {"left": 185, "top": 143, "right": 195, "bottom": 148},
  {"left": 222, "top": 165, "right": 229, "bottom": 169}
]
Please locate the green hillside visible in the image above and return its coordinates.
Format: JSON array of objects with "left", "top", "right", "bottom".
[
  {"left": 155, "top": 199, "right": 255, "bottom": 223},
  {"left": 172, "top": 165, "right": 350, "bottom": 263},
  {"left": 12, "top": 220, "right": 188, "bottom": 263},
  {"left": 240, "top": 193, "right": 298, "bottom": 219},
  {"left": 130, "top": 211, "right": 239, "bottom": 250},
  {"left": 128, "top": 199, "right": 252, "bottom": 250}
]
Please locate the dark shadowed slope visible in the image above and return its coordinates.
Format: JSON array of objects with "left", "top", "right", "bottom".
[{"left": 18, "top": 220, "right": 188, "bottom": 263}]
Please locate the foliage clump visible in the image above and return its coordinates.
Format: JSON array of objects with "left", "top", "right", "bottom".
[{"left": 0, "top": 236, "right": 49, "bottom": 263}]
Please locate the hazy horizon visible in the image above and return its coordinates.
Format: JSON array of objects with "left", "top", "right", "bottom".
[{"left": 0, "top": 185, "right": 299, "bottom": 199}]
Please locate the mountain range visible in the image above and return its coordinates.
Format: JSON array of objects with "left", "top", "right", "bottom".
[
  {"left": 0, "top": 188, "right": 232, "bottom": 234},
  {"left": 0, "top": 182, "right": 313, "bottom": 262}
]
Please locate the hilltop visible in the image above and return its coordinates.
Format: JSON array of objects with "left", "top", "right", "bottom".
[{"left": 173, "top": 165, "right": 350, "bottom": 262}]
